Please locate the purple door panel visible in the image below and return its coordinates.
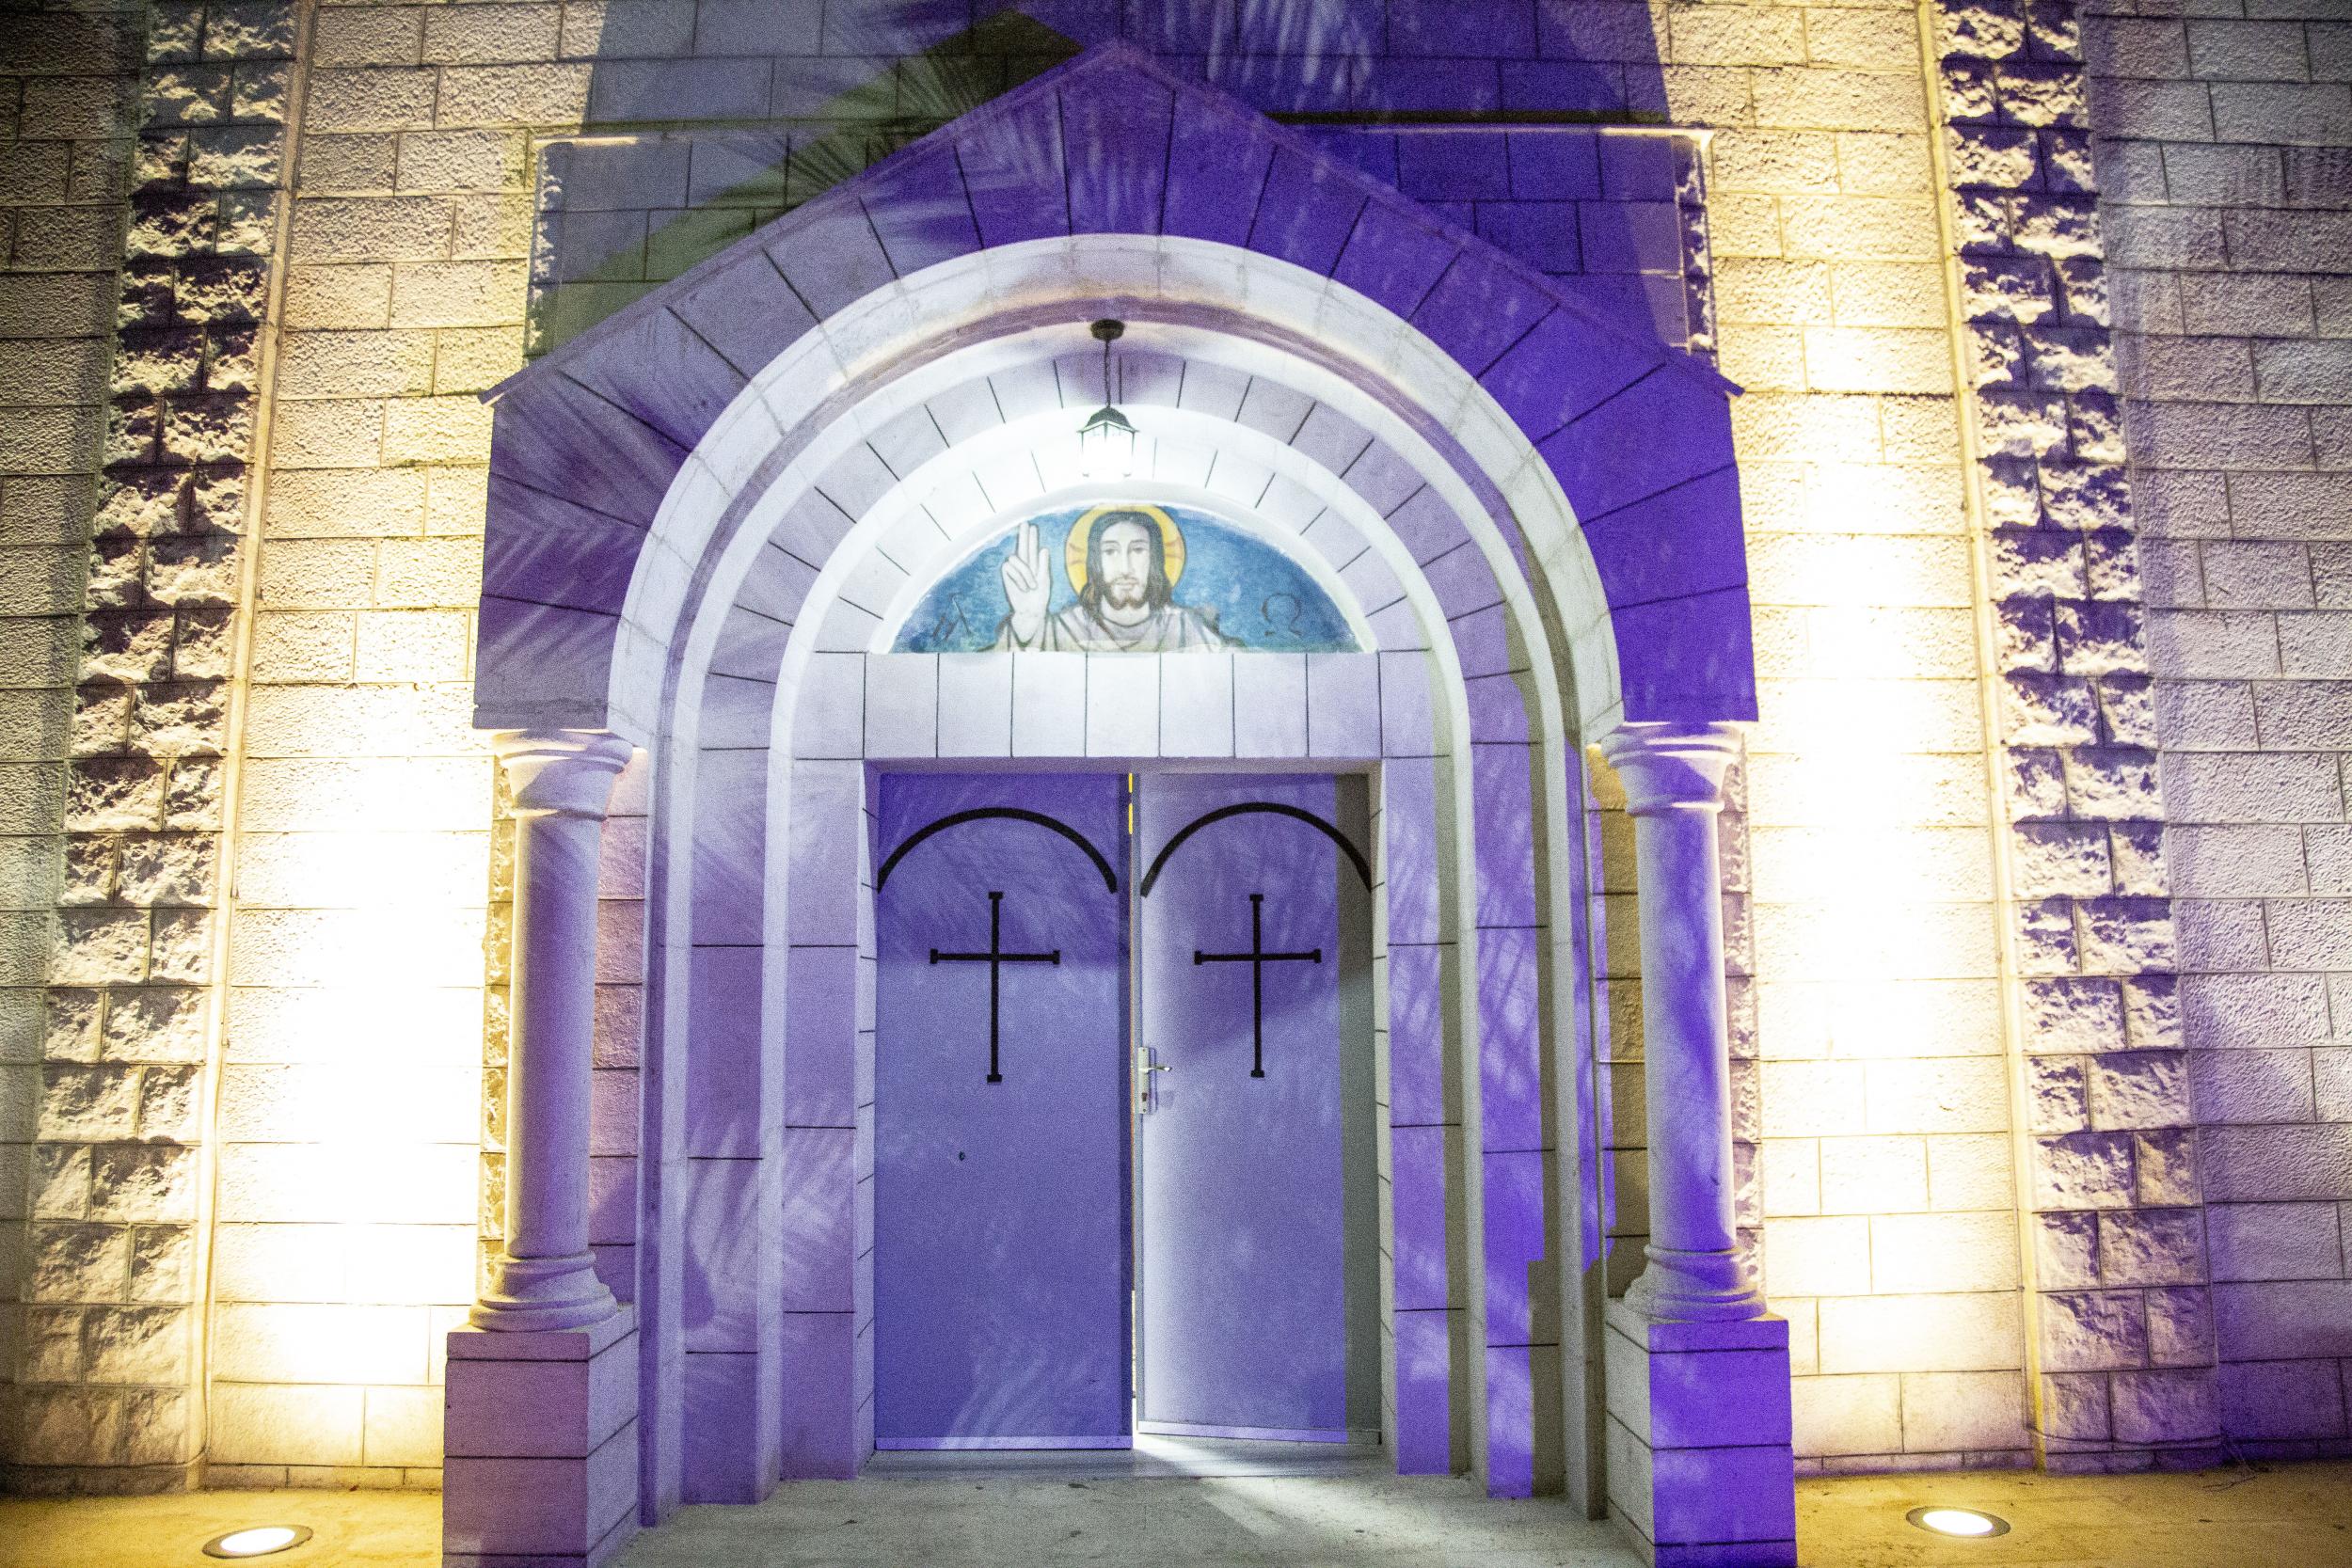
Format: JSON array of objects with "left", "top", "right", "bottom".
[
  {"left": 1135, "top": 773, "right": 1377, "bottom": 1441},
  {"left": 874, "top": 773, "right": 1129, "bottom": 1449}
]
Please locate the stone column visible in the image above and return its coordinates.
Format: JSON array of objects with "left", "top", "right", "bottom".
[
  {"left": 1598, "top": 722, "right": 1760, "bottom": 1323},
  {"left": 447, "top": 730, "right": 642, "bottom": 1568},
  {"left": 474, "top": 729, "right": 634, "bottom": 1332},
  {"left": 1595, "top": 722, "right": 1793, "bottom": 1568}
]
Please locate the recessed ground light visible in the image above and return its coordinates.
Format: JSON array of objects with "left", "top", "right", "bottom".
[
  {"left": 201, "top": 1525, "right": 313, "bottom": 1559},
  {"left": 1905, "top": 1506, "right": 2010, "bottom": 1538}
]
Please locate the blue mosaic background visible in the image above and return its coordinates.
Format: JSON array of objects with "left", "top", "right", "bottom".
[{"left": 891, "top": 503, "right": 1359, "bottom": 654}]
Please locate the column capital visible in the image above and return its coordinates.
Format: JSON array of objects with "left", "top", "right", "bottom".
[
  {"left": 1596, "top": 721, "right": 1740, "bottom": 815},
  {"left": 492, "top": 729, "right": 634, "bottom": 820}
]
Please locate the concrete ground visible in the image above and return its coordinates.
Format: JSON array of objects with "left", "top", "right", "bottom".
[{"left": 4, "top": 1458, "right": 2348, "bottom": 1567}]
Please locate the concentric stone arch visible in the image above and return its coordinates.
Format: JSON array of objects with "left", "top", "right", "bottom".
[{"left": 475, "top": 43, "right": 1756, "bottom": 743}]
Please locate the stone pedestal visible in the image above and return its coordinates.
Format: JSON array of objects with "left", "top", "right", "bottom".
[
  {"left": 1603, "top": 1304, "right": 1796, "bottom": 1568},
  {"left": 444, "top": 1311, "right": 641, "bottom": 1568}
]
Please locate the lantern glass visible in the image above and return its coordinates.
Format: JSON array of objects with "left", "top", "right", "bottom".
[{"left": 1078, "top": 403, "right": 1137, "bottom": 478}]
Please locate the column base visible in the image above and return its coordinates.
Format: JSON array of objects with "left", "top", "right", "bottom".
[
  {"left": 1603, "top": 1299, "right": 1795, "bottom": 1568},
  {"left": 471, "top": 1253, "right": 621, "bottom": 1333},
  {"left": 1624, "top": 1249, "right": 1768, "bottom": 1324},
  {"left": 444, "top": 1309, "right": 641, "bottom": 1568}
]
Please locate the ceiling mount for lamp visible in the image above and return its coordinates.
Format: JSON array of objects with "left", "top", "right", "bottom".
[{"left": 1078, "top": 318, "right": 1136, "bottom": 479}]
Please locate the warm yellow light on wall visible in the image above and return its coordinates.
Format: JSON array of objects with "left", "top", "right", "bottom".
[{"left": 1750, "top": 530, "right": 1994, "bottom": 1035}]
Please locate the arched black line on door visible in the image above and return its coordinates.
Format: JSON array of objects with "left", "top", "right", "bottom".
[
  {"left": 1137, "top": 802, "right": 1372, "bottom": 897},
  {"left": 874, "top": 807, "right": 1120, "bottom": 894}
]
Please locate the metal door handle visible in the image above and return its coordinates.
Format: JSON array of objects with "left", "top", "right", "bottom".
[{"left": 1136, "top": 1049, "right": 1171, "bottom": 1115}]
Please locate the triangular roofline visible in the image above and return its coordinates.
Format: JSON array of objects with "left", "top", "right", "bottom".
[{"left": 489, "top": 41, "right": 1739, "bottom": 409}]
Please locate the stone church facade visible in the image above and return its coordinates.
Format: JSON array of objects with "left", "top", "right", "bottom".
[{"left": 0, "top": 2, "right": 2346, "bottom": 1565}]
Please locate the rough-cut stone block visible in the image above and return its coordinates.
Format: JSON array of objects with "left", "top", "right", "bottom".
[
  {"left": 2004, "top": 667, "right": 2098, "bottom": 752},
  {"left": 2034, "top": 1131, "right": 2136, "bottom": 1211},
  {"left": 2013, "top": 821, "right": 2110, "bottom": 896},
  {"left": 2036, "top": 1210, "right": 2099, "bottom": 1291},
  {"left": 2096, "top": 1207, "right": 2204, "bottom": 1288},
  {"left": 89, "top": 1145, "right": 197, "bottom": 1225},
  {"left": 27, "top": 1222, "right": 133, "bottom": 1304},
  {"left": 103, "top": 986, "right": 207, "bottom": 1064},
  {"left": 2088, "top": 1051, "right": 2189, "bottom": 1130}
]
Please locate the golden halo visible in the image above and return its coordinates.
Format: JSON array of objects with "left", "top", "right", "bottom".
[{"left": 1065, "top": 502, "right": 1184, "bottom": 594}]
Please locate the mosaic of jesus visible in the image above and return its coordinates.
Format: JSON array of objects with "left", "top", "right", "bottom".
[
  {"left": 892, "top": 501, "right": 1359, "bottom": 655},
  {"left": 1000, "top": 504, "right": 1220, "bottom": 651}
]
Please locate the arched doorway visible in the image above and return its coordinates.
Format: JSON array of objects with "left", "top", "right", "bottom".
[
  {"left": 670, "top": 281, "right": 1586, "bottom": 1502},
  {"left": 452, "top": 43, "right": 1784, "bottom": 1568}
]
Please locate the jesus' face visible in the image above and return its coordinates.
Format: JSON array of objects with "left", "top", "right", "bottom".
[{"left": 1095, "top": 518, "right": 1155, "bottom": 618}]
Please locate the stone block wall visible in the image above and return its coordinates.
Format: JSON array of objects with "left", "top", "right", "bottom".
[
  {"left": 1659, "top": 3, "right": 2034, "bottom": 1471},
  {"left": 2088, "top": 0, "right": 2352, "bottom": 1459},
  {"left": 14, "top": 0, "right": 2339, "bottom": 1492},
  {"left": 1930, "top": 0, "right": 2218, "bottom": 1472},
  {"left": 22, "top": 0, "right": 2034, "bottom": 1483},
  {"left": 0, "top": 0, "right": 147, "bottom": 1494},
  {"left": 94, "top": 0, "right": 304, "bottom": 1491},
  {"left": 3, "top": 0, "right": 310, "bottom": 1493},
  {"left": 215, "top": 0, "right": 501, "bottom": 1481}
]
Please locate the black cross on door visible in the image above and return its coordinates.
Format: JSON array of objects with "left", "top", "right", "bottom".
[
  {"left": 930, "top": 890, "right": 1060, "bottom": 1083},
  {"left": 1193, "top": 892, "right": 1323, "bottom": 1078}
]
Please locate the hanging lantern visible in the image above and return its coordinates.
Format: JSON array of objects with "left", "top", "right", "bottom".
[{"left": 1077, "top": 318, "right": 1136, "bottom": 479}]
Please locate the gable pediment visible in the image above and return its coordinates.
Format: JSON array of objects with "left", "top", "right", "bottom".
[{"left": 495, "top": 40, "right": 1733, "bottom": 420}]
